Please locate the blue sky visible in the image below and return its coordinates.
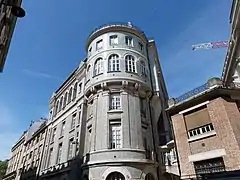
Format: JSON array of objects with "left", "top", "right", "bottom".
[{"left": 0, "top": 0, "right": 232, "bottom": 159}]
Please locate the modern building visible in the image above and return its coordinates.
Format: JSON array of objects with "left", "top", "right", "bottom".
[
  {"left": 3, "top": 119, "right": 47, "bottom": 180},
  {"left": 167, "top": 77, "right": 240, "bottom": 180},
  {"left": 222, "top": 0, "right": 240, "bottom": 87},
  {"left": 38, "top": 22, "right": 172, "bottom": 180},
  {"left": 0, "top": 0, "right": 24, "bottom": 72}
]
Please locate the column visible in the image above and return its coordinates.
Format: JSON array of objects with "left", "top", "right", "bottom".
[
  {"left": 121, "top": 90, "right": 130, "bottom": 148},
  {"left": 91, "top": 95, "right": 98, "bottom": 151}
]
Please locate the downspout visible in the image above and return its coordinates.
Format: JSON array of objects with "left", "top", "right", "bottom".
[{"left": 146, "top": 42, "right": 161, "bottom": 180}]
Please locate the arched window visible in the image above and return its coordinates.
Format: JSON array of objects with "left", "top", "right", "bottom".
[
  {"left": 59, "top": 96, "right": 63, "bottom": 111},
  {"left": 108, "top": 54, "right": 120, "bottom": 72},
  {"left": 73, "top": 83, "right": 77, "bottom": 100},
  {"left": 94, "top": 58, "right": 103, "bottom": 76},
  {"left": 68, "top": 87, "right": 72, "bottom": 103},
  {"left": 140, "top": 60, "right": 147, "bottom": 77},
  {"left": 87, "top": 65, "right": 91, "bottom": 80},
  {"left": 125, "top": 55, "right": 135, "bottom": 72},
  {"left": 63, "top": 92, "right": 68, "bottom": 108},
  {"left": 56, "top": 100, "right": 59, "bottom": 114},
  {"left": 106, "top": 172, "right": 125, "bottom": 180},
  {"left": 145, "top": 174, "right": 154, "bottom": 180}
]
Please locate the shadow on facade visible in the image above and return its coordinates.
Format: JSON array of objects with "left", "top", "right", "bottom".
[{"left": 20, "top": 167, "right": 38, "bottom": 180}]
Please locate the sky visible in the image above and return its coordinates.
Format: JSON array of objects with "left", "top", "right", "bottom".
[{"left": 0, "top": 0, "right": 232, "bottom": 160}]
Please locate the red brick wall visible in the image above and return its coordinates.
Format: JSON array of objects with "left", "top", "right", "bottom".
[{"left": 171, "top": 97, "right": 240, "bottom": 178}]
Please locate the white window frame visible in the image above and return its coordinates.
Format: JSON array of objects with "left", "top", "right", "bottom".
[
  {"left": 125, "top": 36, "right": 133, "bottom": 47},
  {"left": 96, "top": 39, "right": 103, "bottom": 50},
  {"left": 125, "top": 55, "right": 136, "bottom": 72},
  {"left": 56, "top": 143, "right": 62, "bottom": 164},
  {"left": 60, "top": 121, "right": 65, "bottom": 137},
  {"left": 110, "top": 93, "right": 121, "bottom": 110},
  {"left": 71, "top": 113, "right": 76, "bottom": 130},
  {"left": 68, "top": 138, "right": 74, "bottom": 160},
  {"left": 94, "top": 58, "right": 103, "bottom": 76},
  {"left": 110, "top": 35, "right": 118, "bottom": 45},
  {"left": 138, "top": 42, "right": 143, "bottom": 51},
  {"left": 108, "top": 54, "right": 120, "bottom": 72},
  {"left": 140, "top": 61, "right": 147, "bottom": 77},
  {"left": 109, "top": 121, "right": 122, "bottom": 149},
  {"left": 51, "top": 127, "right": 56, "bottom": 142}
]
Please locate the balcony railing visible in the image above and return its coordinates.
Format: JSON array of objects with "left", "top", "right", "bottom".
[
  {"left": 87, "top": 22, "right": 146, "bottom": 40},
  {"left": 195, "top": 165, "right": 225, "bottom": 175}
]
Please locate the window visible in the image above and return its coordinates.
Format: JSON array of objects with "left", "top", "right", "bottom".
[
  {"left": 60, "top": 121, "right": 65, "bottom": 137},
  {"left": 68, "top": 87, "right": 72, "bottom": 104},
  {"left": 145, "top": 174, "right": 154, "bottom": 180},
  {"left": 138, "top": 42, "right": 143, "bottom": 51},
  {"left": 56, "top": 100, "right": 60, "bottom": 113},
  {"left": 125, "top": 55, "right": 135, "bottom": 72},
  {"left": 78, "top": 83, "right": 82, "bottom": 93},
  {"left": 68, "top": 138, "right": 74, "bottom": 160},
  {"left": 106, "top": 172, "right": 125, "bottom": 180},
  {"left": 125, "top": 36, "right": 133, "bottom": 46},
  {"left": 38, "top": 145, "right": 42, "bottom": 157},
  {"left": 86, "top": 65, "right": 91, "bottom": 80},
  {"left": 94, "top": 58, "right": 103, "bottom": 76},
  {"left": 110, "top": 93, "right": 121, "bottom": 110},
  {"left": 56, "top": 143, "right": 62, "bottom": 164},
  {"left": 48, "top": 148, "right": 53, "bottom": 167},
  {"left": 71, "top": 113, "right": 77, "bottom": 129},
  {"left": 110, "top": 35, "right": 118, "bottom": 45},
  {"left": 142, "top": 125, "right": 150, "bottom": 159},
  {"left": 51, "top": 127, "right": 56, "bottom": 142},
  {"left": 29, "top": 151, "right": 33, "bottom": 159},
  {"left": 109, "top": 120, "right": 122, "bottom": 149},
  {"left": 96, "top": 39, "right": 103, "bottom": 50},
  {"left": 87, "top": 125, "right": 92, "bottom": 152},
  {"left": 184, "top": 105, "right": 214, "bottom": 138},
  {"left": 76, "top": 132, "right": 79, "bottom": 155},
  {"left": 60, "top": 96, "right": 63, "bottom": 110},
  {"left": 140, "top": 61, "right": 147, "bottom": 77},
  {"left": 63, "top": 92, "right": 68, "bottom": 108},
  {"left": 194, "top": 158, "right": 225, "bottom": 175},
  {"left": 108, "top": 54, "right": 120, "bottom": 72},
  {"left": 34, "top": 148, "right": 38, "bottom": 157},
  {"left": 73, "top": 83, "right": 77, "bottom": 100},
  {"left": 88, "top": 47, "right": 92, "bottom": 56}
]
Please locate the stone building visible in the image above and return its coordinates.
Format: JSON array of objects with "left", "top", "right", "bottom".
[
  {"left": 39, "top": 22, "right": 172, "bottom": 180},
  {"left": 0, "top": 0, "right": 24, "bottom": 72},
  {"left": 167, "top": 78, "right": 240, "bottom": 179},
  {"left": 3, "top": 119, "right": 47, "bottom": 180}
]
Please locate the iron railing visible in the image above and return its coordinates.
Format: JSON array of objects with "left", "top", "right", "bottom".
[
  {"left": 87, "top": 22, "right": 146, "bottom": 39},
  {"left": 175, "top": 83, "right": 209, "bottom": 104}
]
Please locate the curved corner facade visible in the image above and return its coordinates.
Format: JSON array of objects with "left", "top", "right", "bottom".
[{"left": 82, "top": 23, "right": 158, "bottom": 180}]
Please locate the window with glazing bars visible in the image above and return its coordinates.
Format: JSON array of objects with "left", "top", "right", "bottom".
[{"left": 110, "top": 93, "right": 121, "bottom": 110}]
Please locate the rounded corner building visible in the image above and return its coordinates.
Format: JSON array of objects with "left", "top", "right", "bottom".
[{"left": 81, "top": 22, "right": 171, "bottom": 180}]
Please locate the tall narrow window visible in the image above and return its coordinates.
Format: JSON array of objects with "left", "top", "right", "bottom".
[
  {"left": 125, "top": 36, "right": 133, "bottom": 47},
  {"left": 68, "top": 87, "right": 72, "bottom": 103},
  {"left": 138, "top": 42, "right": 143, "bottom": 51},
  {"left": 51, "top": 127, "right": 56, "bottom": 142},
  {"left": 109, "top": 120, "right": 122, "bottom": 149},
  {"left": 55, "top": 100, "right": 59, "bottom": 114},
  {"left": 73, "top": 83, "right": 77, "bottom": 100},
  {"left": 78, "top": 83, "right": 82, "bottom": 93},
  {"left": 108, "top": 54, "right": 120, "bottom": 72},
  {"left": 48, "top": 148, "right": 53, "bottom": 167},
  {"left": 60, "top": 96, "right": 63, "bottom": 110},
  {"left": 63, "top": 92, "right": 68, "bottom": 108},
  {"left": 125, "top": 55, "right": 135, "bottom": 72},
  {"left": 56, "top": 143, "right": 62, "bottom": 164},
  {"left": 140, "top": 60, "right": 147, "bottom": 77},
  {"left": 68, "top": 138, "right": 74, "bottom": 160},
  {"left": 96, "top": 39, "right": 103, "bottom": 50},
  {"left": 60, "top": 121, "right": 65, "bottom": 137},
  {"left": 71, "top": 113, "right": 77, "bottom": 130},
  {"left": 94, "top": 58, "right": 103, "bottom": 76},
  {"left": 86, "top": 65, "right": 91, "bottom": 80},
  {"left": 88, "top": 47, "right": 92, "bottom": 56},
  {"left": 110, "top": 35, "right": 118, "bottom": 45},
  {"left": 76, "top": 131, "right": 79, "bottom": 155},
  {"left": 87, "top": 125, "right": 92, "bottom": 152},
  {"left": 110, "top": 93, "right": 121, "bottom": 110},
  {"left": 140, "top": 98, "right": 146, "bottom": 117}
]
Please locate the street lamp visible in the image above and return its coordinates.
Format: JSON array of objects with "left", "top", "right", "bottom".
[{"left": 1, "top": 1, "right": 25, "bottom": 18}]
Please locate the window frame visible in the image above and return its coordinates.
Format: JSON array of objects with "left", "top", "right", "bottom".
[
  {"left": 110, "top": 93, "right": 121, "bottom": 110},
  {"left": 94, "top": 58, "right": 103, "bottom": 76},
  {"left": 96, "top": 39, "right": 103, "bottom": 50},
  {"left": 125, "top": 55, "right": 136, "bottom": 73},
  {"left": 109, "top": 120, "right": 122, "bottom": 149},
  {"left": 125, "top": 36, "right": 133, "bottom": 47},
  {"left": 108, "top": 54, "right": 120, "bottom": 72},
  {"left": 109, "top": 35, "right": 118, "bottom": 45}
]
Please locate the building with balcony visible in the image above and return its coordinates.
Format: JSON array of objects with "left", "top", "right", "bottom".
[
  {"left": 167, "top": 77, "right": 240, "bottom": 180},
  {"left": 38, "top": 22, "right": 172, "bottom": 180},
  {"left": 0, "top": 0, "right": 23, "bottom": 72},
  {"left": 3, "top": 118, "right": 47, "bottom": 180}
]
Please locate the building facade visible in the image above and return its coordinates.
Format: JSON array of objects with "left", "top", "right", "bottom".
[
  {"left": 3, "top": 119, "right": 47, "bottom": 180},
  {"left": 0, "top": 0, "right": 23, "bottom": 72},
  {"left": 167, "top": 78, "right": 240, "bottom": 180},
  {"left": 38, "top": 22, "right": 172, "bottom": 180}
]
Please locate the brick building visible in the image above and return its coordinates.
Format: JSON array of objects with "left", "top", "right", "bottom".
[{"left": 167, "top": 78, "right": 240, "bottom": 179}]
